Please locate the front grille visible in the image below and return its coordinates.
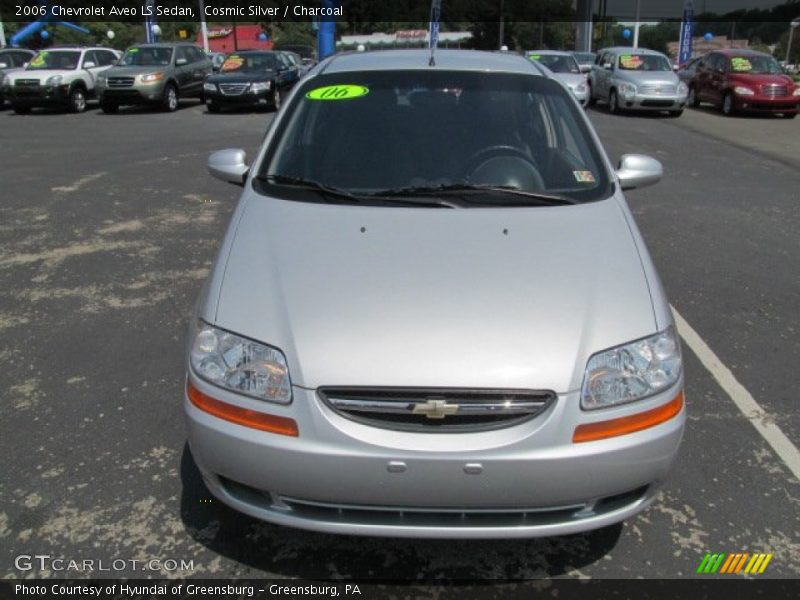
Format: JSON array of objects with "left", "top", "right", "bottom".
[
  {"left": 638, "top": 83, "right": 676, "bottom": 95},
  {"left": 14, "top": 79, "right": 40, "bottom": 88},
  {"left": 761, "top": 84, "right": 787, "bottom": 97},
  {"left": 106, "top": 77, "right": 134, "bottom": 88},
  {"left": 219, "top": 83, "right": 249, "bottom": 96},
  {"left": 318, "top": 387, "right": 555, "bottom": 432},
  {"left": 640, "top": 99, "right": 675, "bottom": 107}
]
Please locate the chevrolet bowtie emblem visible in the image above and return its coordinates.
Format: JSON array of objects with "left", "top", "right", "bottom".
[{"left": 412, "top": 398, "right": 459, "bottom": 419}]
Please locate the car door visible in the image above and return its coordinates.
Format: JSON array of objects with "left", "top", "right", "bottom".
[
  {"left": 81, "top": 51, "right": 107, "bottom": 91},
  {"left": 592, "top": 51, "right": 609, "bottom": 99},
  {"left": 707, "top": 54, "right": 728, "bottom": 106},
  {"left": 275, "top": 53, "right": 296, "bottom": 93},
  {"left": 600, "top": 51, "right": 616, "bottom": 99},
  {"left": 186, "top": 47, "right": 210, "bottom": 96}
]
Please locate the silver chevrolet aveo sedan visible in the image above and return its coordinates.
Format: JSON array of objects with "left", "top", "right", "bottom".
[{"left": 185, "top": 50, "right": 685, "bottom": 539}]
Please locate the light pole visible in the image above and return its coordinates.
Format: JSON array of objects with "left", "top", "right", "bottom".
[
  {"left": 786, "top": 18, "right": 800, "bottom": 66},
  {"left": 632, "top": 0, "right": 641, "bottom": 49},
  {"left": 498, "top": 0, "right": 504, "bottom": 50}
]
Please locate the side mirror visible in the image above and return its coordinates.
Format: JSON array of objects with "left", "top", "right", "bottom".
[
  {"left": 83, "top": 61, "right": 96, "bottom": 69},
  {"left": 579, "top": 64, "right": 591, "bottom": 73},
  {"left": 176, "top": 58, "right": 188, "bottom": 66},
  {"left": 208, "top": 149, "right": 249, "bottom": 186},
  {"left": 616, "top": 154, "right": 662, "bottom": 190},
  {"left": 0, "top": 62, "right": 8, "bottom": 69},
  {"left": 23, "top": 62, "right": 29, "bottom": 68},
  {"left": 603, "top": 62, "right": 612, "bottom": 70}
]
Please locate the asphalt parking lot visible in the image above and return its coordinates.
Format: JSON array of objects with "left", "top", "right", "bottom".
[{"left": 1, "top": 97, "right": 798, "bottom": 580}]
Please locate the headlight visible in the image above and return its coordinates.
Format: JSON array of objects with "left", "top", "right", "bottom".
[
  {"left": 203, "top": 82, "right": 216, "bottom": 92},
  {"left": 575, "top": 82, "right": 587, "bottom": 93},
  {"left": 140, "top": 72, "right": 165, "bottom": 84},
  {"left": 677, "top": 81, "right": 688, "bottom": 95},
  {"left": 793, "top": 88, "right": 800, "bottom": 96},
  {"left": 45, "top": 75, "right": 62, "bottom": 86},
  {"left": 581, "top": 327, "right": 682, "bottom": 410},
  {"left": 190, "top": 322, "right": 292, "bottom": 404},
  {"left": 734, "top": 86, "right": 754, "bottom": 96},
  {"left": 618, "top": 82, "right": 636, "bottom": 98},
  {"left": 251, "top": 81, "right": 271, "bottom": 93}
]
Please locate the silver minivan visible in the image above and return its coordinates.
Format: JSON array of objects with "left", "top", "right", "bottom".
[
  {"left": 186, "top": 49, "right": 685, "bottom": 539},
  {"left": 589, "top": 47, "right": 688, "bottom": 116}
]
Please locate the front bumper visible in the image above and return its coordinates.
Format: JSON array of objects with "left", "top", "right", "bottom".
[
  {"left": 185, "top": 373, "right": 685, "bottom": 538},
  {"left": 569, "top": 87, "right": 589, "bottom": 106},
  {"left": 621, "top": 92, "right": 687, "bottom": 111},
  {"left": 98, "top": 83, "right": 166, "bottom": 105},
  {"left": 733, "top": 94, "right": 800, "bottom": 114},
  {"left": 205, "top": 88, "right": 273, "bottom": 107},
  {"left": 9, "top": 84, "right": 70, "bottom": 106}
]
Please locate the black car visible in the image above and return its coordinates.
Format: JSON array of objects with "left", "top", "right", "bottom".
[{"left": 203, "top": 51, "right": 298, "bottom": 113}]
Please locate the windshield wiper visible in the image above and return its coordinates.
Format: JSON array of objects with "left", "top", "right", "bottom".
[
  {"left": 371, "top": 183, "right": 578, "bottom": 206},
  {"left": 260, "top": 175, "right": 458, "bottom": 208}
]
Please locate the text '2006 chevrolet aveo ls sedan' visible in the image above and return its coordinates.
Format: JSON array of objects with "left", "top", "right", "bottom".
[{"left": 185, "top": 49, "right": 685, "bottom": 539}]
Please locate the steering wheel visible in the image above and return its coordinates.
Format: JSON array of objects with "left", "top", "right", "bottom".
[{"left": 463, "top": 145, "right": 546, "bottom": 191}]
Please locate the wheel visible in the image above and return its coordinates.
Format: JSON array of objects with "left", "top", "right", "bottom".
[
  {"left": 271, "top": 86, "right": 281, "bottom": 111},
  {"left": 462, "top": 145, "right": 546, "bottom": 191},
  {"left": 687, "top": 86, "right": 699, "bottom": 107},
  {"left": 206, "top": 102, "right": 220, "bottom": 114},
  {"left": 68, "top": 86, "right": 86, "bottom": 113},
  {"left": 721, "top": 92, "right": 735, "bottom": 116},
  {"left": 161, "top": 84, "right": 178, "bottom": 112},
  {"left": 100, "top": 101, "right": 118, "bottom": 114},
  {"left": 668, "top": 110, "right": 683, "bottom": 118},
  {"left": 12, "top": 104, "right": 31, "bottom": 114},
  {"left": 586, "top": 82, "right": 596, "bottom": 106},
  {"left": 608, "top": 89, "right": 621, "bottom": 114}
]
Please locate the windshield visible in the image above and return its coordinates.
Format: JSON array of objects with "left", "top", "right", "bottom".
[
  {"left": 220, "top": 53, "right": 276, "bottom": 73},
  {"left": 258, "top": 70, "right": 611, "bottom": 206},
  {"left": 729, "top": 55, "right": 782, "bottom": 74},
  {"left": 27, "top": 51, "right": 79, "bottom": 71},
  {"left": 529, "top": 54, "right": 580, "bottom": 74},
  {"left": 617, "top": 54, "right": 671, "bottom": 71},
  {"left": 119, "top": 47, "right": 173, "bottom": 67}
]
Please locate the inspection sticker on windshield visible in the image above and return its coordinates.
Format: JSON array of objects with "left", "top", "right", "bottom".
[
  {"left": 306, "top": 84, "right": 369, "bottom": 100},
  {"left": 573, "top": 170, "right": 596, "bottom": 183}
]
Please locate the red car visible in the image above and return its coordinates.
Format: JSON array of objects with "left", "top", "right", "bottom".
[{"left": 687, "top": 49, "right": 799, "bottom": 118}]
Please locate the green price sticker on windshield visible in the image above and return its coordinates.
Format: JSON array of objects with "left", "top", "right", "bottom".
[
  {"left": 30, "top": 53, "right": 47, "bottom": 67},
  {"left": 306, "top": 84, "right": 369, "bottom": 101},
  {"left": 529, "top": 54, "right": 541, "bottom": 60}
]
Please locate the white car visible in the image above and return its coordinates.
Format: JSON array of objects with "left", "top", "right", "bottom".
[{"left": 6, "top": 46, "right": 120, "bottom": 113}]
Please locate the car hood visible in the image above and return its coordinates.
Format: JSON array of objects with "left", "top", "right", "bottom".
[
  {"left": 728, "top": 72, "right": 795, "bottom": 86},
  {"left": 101, "top": 66, "right": 171, "bottom": 77},
  {"left": 618, "top": 70, "right": 678, "bottom": 86},
  {"left": 207, "top": 71, "right": 275, "bottom": 84},
  {"left": 8, "top": 69, "right": 70, "bottom": 82},
  {"left": 212, "top": 194, "right": 657, "bottom": 393}
]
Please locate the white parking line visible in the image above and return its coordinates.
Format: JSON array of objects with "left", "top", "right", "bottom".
[{"left": 672, "top": 306, "right": 800, "bottom": 481}]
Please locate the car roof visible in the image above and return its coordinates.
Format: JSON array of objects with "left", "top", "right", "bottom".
[
  {"left": 597, "top": 47, "right": 666, "bottom": 56},
  {"left": 527, "top": 50, "right": 574, "bottom": 57},
  {"left": 319, "top": 49, "right": 546, "bottom": 76},
  {"left": 714, "top": 48, "right": 772, "bottom": 57}
]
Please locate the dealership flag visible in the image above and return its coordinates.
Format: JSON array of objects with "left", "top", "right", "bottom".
[{"left": 678, "top": 0, "right": 695, "bottom": 65}]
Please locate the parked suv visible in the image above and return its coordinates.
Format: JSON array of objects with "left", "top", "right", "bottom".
[
  {"left": 6, "top": 46, "right": 120, "bottom": 113},
  {"left": 688, "top": 50, "right": 799, "bottom": 118},
  {"left": 0, "top": 48, "right": 36, "bottom": 106},
  {"left": 589, "top": 47, "right": 688, "bottom": 116},
  {"left": 96, "top": 43, "right": 212, "bottom": 113}
]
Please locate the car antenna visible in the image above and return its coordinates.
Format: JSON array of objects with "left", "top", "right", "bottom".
[{"left": 428, "top": 0, "right": 441, "bottom": 67}]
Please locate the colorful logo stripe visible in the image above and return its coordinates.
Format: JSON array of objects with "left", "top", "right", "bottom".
[{"left": 697, "top": 553, "right": 773, "bottom": 574}]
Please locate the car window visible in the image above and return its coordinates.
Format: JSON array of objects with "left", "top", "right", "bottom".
[
  {"left": 529, "top": 54, "right": 580, "bottom": 74},
  {"left": 119, "top": 47, "right": 173, "bottom": 66},
  {"left": 0, "top": 52, "right": 15, "bottom": 68},
  {"left": 27, "top": 50, "right": 80, "bottom": 70},
  {"left": 175, "top": 47, "right": 190, "bottom": 63},
  {"left": 259, "top": 71, "right": 612, "bottom": 205},
  {"left": 82, "top": 51, "right": 98, "bottom": 68},
  {"left": 617, "top": 54, "right": 671, "bottom": 71},
  {"left": 187, "top": 47, "right": 205, "bottom": 63},
  {"left": 96, "top": 50, "right": 117, "bottom": 66},
  {"left": 729, "top": 55, "right": 782, "bottom": 74}
]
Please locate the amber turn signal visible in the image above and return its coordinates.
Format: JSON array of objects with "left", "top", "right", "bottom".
[{"left": 573, "top": 392, "right": 684, "bottom": 443}]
